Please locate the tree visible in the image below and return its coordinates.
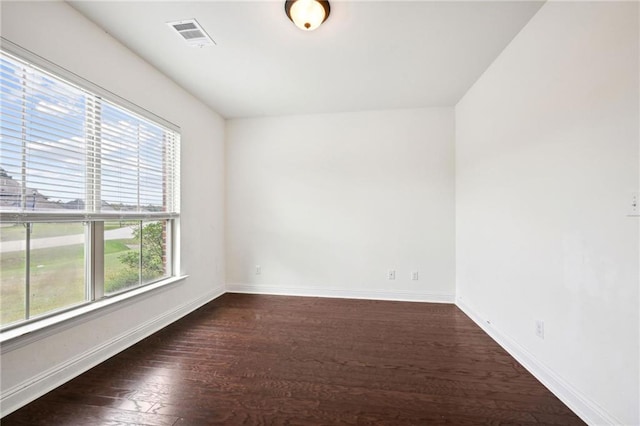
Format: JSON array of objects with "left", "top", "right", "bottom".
[{"left": 118, "top": 222, "right": 165, "bottom": 279}]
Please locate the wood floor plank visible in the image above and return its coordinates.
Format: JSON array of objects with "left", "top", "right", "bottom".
[{"left": 2, "top": 293, "right": 585, "bottom": 425}]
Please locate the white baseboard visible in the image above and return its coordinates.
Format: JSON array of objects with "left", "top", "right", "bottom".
[
  {"left": 226, "top": 283, "right": 455, "bottom": 304},
  {"left": 1, "top": 286, "right": 225, "bottom": 417},
  {"left": 455, "top": 297, "right": 621, "bottom": 426}
]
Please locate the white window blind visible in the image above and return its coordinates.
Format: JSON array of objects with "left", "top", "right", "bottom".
[{"left": 0, "top": 50, "right": 180, "bottom": 218}]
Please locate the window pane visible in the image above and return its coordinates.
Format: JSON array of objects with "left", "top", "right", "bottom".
[
  {"left": 1, "top": 47, "right": 179, "bottom": 329},
  {"left": 104, "top": 221, "right": 140, "bottom": 294},
  {"left": 0, "top": 53, "right": 88, "bottom": 213},
  {"left": 0, "top": 223, "right": 27, "bottom": 326},
  {"left": 29, "top": 222, "right": 87, "bottom": 318},
  {"left": 101, "top": 101, "right": 172, "bottom": 213},
  {"left": 104, "top": 220, "right": 169, "bottom": 294},
  {"left": 141, "top": 220, "right": 169, "bottom": 285}
]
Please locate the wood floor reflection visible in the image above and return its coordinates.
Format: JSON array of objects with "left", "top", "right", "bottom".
[{"left": 2, "top": 293, "right": 584, "bottom": 425}]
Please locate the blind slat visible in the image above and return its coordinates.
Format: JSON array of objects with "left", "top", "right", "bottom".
[{"left": 0, "top": 51, "right": 180, "bottom": 216}]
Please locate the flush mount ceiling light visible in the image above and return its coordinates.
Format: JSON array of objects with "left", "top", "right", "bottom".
[{"left": 285, "top": 0, "right": 330, "bottom": 31}]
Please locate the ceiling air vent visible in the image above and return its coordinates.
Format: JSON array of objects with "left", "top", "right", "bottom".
[{"left": 167, "top": 19, "right": 215, "bottom": 47}]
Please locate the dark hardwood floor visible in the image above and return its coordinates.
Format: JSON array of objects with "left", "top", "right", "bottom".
[{"left": 2, "top": 293, "right": 584, "bottom": 425}]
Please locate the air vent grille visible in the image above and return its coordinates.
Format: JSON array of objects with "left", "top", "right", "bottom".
[
  {"left": 181, "top": 30, "right": 205, "bottom": 40},
  {"left": 173, "top": 23, "right": 197, "bottom": 31},
  {"left": 167, "top": 19, "right": 215, "bottom": 47}
]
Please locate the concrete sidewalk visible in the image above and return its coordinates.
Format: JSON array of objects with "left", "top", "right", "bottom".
[{"left": 0, "top": 226, "right": 135, "bottom": 253}]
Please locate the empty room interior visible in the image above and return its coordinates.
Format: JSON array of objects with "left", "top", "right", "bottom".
[{"left": 0, "top": 0, "right": 638, "bottom": 425}]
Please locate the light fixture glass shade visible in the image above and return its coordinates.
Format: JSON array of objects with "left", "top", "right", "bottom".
[{"left": 286, "top": 0, "right": 329, "bottom": 31}]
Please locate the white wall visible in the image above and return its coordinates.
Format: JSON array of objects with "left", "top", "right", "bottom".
[
  {"left": 0, "top": 1, "right": 225, "bottom": 415},
  {"left": 226, "top": 108, "right": 455, "bottom": 302},
  {"left": 455, "top": 2, "right": 639, "bottom": 425},
  {"left": 3, "top": 0, "right": 637, "bottom": 423}
]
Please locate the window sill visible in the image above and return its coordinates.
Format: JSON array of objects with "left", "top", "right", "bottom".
[{"left": 0, "top": 275, "right": 189, "bottom": 353}]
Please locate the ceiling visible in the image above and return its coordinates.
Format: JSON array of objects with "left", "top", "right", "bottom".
[{"left": 69, "top": 1, "right": 544, "bottom": 119}]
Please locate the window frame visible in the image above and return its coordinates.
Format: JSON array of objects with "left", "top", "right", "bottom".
[{"left": 0, "top": 38, "right": 183, "bottom": 335}]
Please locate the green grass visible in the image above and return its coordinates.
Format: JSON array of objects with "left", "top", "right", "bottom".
[
  {"left": 0, "top": 224, "right": 26, "bottom": 243},
  {"left": 0, "top": 223, "right": 86, "bottom": 242},
  {"left": 30, "top": 244, "right": 86, "bottom": 317},
  {"left": 105, "top": 240, "right": 131, "bottom": 254},
  {"left": 105, "top": 221, "right": 139, "bottom": 231},
  {"left": 1, "top": 221, "right": 165, "bottom": 326},
  {"left": 1, "top": 244, "right": 87, "bottom": 325},
  {"left": 1, "top": 238, "right": 137, "bottom": 326},
  {"left": 0, "top": 249, "right": 26, "bottom": 327}
]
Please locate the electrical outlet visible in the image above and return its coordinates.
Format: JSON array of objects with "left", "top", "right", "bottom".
[
  {"left": 411, "top": 271, "right": 419, "bottom": 280},
  {"left": 535, "top": 320, "right": 544, "bottom": 339},
  {"left": 255, "top": 265, "right": 261, "bottom": 275},
  {"left": 388, "top": 270, "right": 396, "bottom": 280},
  {"left": 629, "top": 192, "right": 639, "bottom": 216}
]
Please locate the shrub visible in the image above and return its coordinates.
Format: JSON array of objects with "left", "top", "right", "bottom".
[{"left": 117, "top": 222, "right": 165, "bottom": 281}]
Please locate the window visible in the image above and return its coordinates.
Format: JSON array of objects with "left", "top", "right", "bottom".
[{"left": 0, "top": 45, "right": 180, "bottom": 330}]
